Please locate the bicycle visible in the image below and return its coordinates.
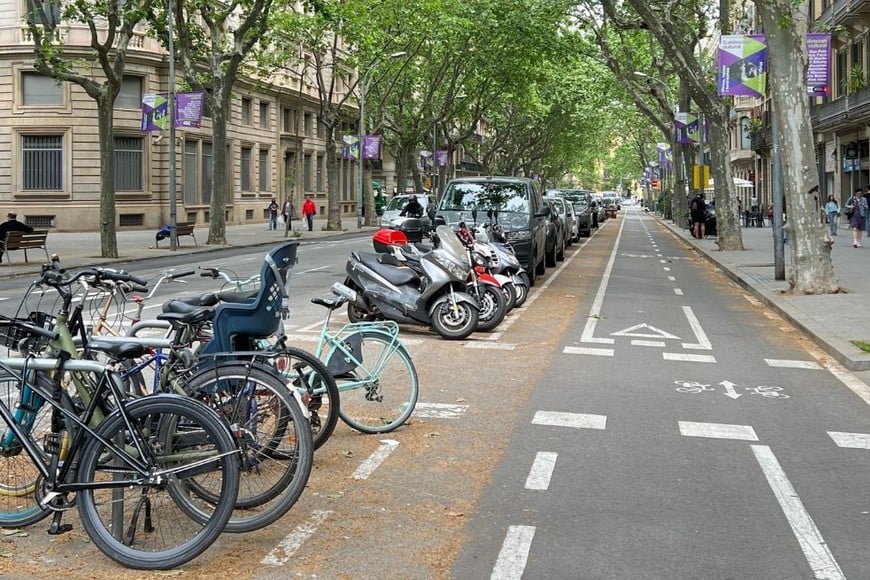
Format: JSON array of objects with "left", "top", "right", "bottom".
[
  {"left": 10, "top": 260, "right": 314, "bottom": 534},
  {"left": 306, "top": 282, "right": 419, "bottom": 433},
  {"left": 0, "top": 317, "right": 240, "bottom": 570}
]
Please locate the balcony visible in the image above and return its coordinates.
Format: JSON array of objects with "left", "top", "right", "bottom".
[
  {"left": 818, "top": 0, "right": 870, "bottom": 29},
  {"left": 750, "top": 130, "right": 770, "bottom": 152},
  {"left": 813, "top": 85, "right": 870, "bottom": 130}
]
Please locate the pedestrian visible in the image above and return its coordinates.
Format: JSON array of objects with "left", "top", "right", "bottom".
[
  {"left": 302, "top": 195, "right": 317, "bottom": 232},
  {"left": 824, "top": 193, "right": 840, "bottom": 236},
  {"left": 689, "top": 193, "right": 707, "bottom": 239},
  {"left": 0, "top": 212, "right": 33, "bottom": 263},
  {"left": 282, "top": 199, "right": 293, "bottom": 232},
  {"left": 266, "top": 198, "right": 279, "bottom": 230},
  {"left": 846, "top": 187, "right": 868, "bottom": 247}
]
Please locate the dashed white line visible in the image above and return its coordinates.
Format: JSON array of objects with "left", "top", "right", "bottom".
[
  {"left": 532, "top": 411, "right": 606, "bottom": 430},
  {"left": 663, "top": 267, "right": 671, "bottom": 272},
  {"left": 674, "top": 288, "right": 684, "bottom": 296},
  {"left": 678, "top": 421, "right": 758, "bottom": 441},
  {"left": 491, "top": 525, "right": 536, "bottom": 580},
  {"left": 663, "top": 353, "right": 717, "bottom": 363},
  {"left": 828, "top": 431, "right": 870, "bottom": 449},
  {"left": 631, "top": 340, "right": 665, "bottom": 347},
  {"left": 563, "top": 346, "right": 614, "bottom": 356},
  {"left": 524, "top": 452, "right": 557, "bottom": 490},
  {"left": 667, "top": 276, "right": 676, "bottom": 281},
  {"left": 414, "top": 402, "right": 469, "bottom": 419},
  {"left": 261, "top": 510, "right": 332, "bottom": 565},
  {"left": 751, "top": 445, "right": 845, "bottom": 579},
  {"left": 464, "top": 341, "right": 516, "bottom": 350},
  {"left": 764, "top": 359, "right": 822, "bottom": 370},
  {"left": 352, "top": 439, "right": 399, "bottom": 480}
]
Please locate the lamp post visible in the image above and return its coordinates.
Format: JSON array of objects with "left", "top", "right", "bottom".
[{"left": 357, "top": 51, "right": 406, "bottom": 229}]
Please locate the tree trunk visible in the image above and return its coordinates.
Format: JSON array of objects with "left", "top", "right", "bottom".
[
  {"left": 364, "top": 164, "right": 376, "bottom": 226},
  {"left": 758, "top": 0, "right": 838, "bottom": 293},
  {"left": 325, "top": 122, "right": 342, "bottom": 231},
  {"left": 706, "top": 106, "right": 744, "bottom": 250},
  {"left": 96, "top": 99, "right": 119, "bottom": 258},
  {"left": 207, "top": 87, "right": 230, "bottom": 245}
]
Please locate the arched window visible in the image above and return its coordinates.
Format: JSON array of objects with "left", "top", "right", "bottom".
[{"left": 740, "top": 117, "right": 752, "bottom": 150}]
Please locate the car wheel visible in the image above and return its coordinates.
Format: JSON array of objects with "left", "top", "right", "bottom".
[
  {"left": 545, "top": 243, "right": 556, "bottom": 267},
  {"left": 557, "top": 239, "right": 565, "bottom": 262}
]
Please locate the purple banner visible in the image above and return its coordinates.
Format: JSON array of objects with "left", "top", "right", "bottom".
[
  {"left": 342, "top": 135, "right": 359, "bottom": 160},
  {"left": 674, "top": 112, "right": 695, "bottom": 144},
  {"left": 435, "top": 150, "right": 448, "bottom": 167},
  {"left": 717, "top": 35, "right": 767, "bottom": 97},
  {"left": 142, "top": 91, "right": 204, "bottom": 132},
  {"left": 362, "top": 135, "right": 381, "bottom": 160},
  {"left": 419, "top": 150, "right": 432, "bottom": 170},
  {"left": 807, "top": 33, "right": 831, "bottom": 97}
]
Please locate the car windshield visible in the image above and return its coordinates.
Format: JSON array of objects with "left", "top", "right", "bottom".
[
  {"left": 440, "top": 182, "right": 530, "bottom": 214},
  {"left": 385, "top": 196, "right": 427, "bottom": 212}
]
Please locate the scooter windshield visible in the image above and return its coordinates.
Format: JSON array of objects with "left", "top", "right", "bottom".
[{"left": 436, "top": 225, "right": 469, "bottom": 266}]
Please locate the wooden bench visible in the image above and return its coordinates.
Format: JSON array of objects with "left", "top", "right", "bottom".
[
  {"left": 1, "top": 230, "right": 49, "bottom": 264},
  {"left": 155, "top": 222, "right": 197, "bottom": 248}
]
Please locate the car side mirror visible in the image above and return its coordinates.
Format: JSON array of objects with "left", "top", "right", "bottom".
[
  {"left": 434, "top": 215, "right": 447, "bottom": 227},
  {"left": 535, "top": 206, "right": 550, "bottom": 218}
]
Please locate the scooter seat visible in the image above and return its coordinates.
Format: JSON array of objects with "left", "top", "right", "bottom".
[{"left": 356, "top": 252, "right": 419, "bottom": 286}]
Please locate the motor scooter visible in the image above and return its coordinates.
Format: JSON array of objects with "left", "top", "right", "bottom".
[{"left": 344, "top": 225, "right": 480, "bottom": 340}]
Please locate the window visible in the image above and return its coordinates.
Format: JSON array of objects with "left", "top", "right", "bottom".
[
  {"left": 183, "top": 139, "right": 214, "bottom": 205},
  {"left": 116, "top": 76, "right": 142, "bottom": 109},
  {"left": 740, "top": 117, "right": 752, "bottom": 150},
  {"left": 114, "top": 135, "right": 143, "bottom": 190},
  {"left": 304, "top": 113, "right": 313, "bottom": 136},
  {"left": 22, "top": 72, "right": 62, "bottom": 106},
  {"left": 259, "top": 148, "right": 270, "bottom": 191},
  {"left": 316, "top": 154, "right": 324, "bottom": 191},
  {"left": 26, "top": 0, "right": 60, "bottom": 25},
  {"left": 241, "top": 97, "right": 252, "bottom": 125},
  {"left": 303, "top": 153, "right": 312, "bottom": 191},
  {"left": 241, "top": 147, "right": 252, "bottom": 191},
  {"left": 259, "top": 101, "right": 270, "bottom": 129},
  {"left": 316, "top": 116, "right": 325, "bottom": 139},
  {"left": 22, "top": 134, "right": 63, "bottom": 190},
  {"left": 837, "top": 48, "right": 848, "bottom": 97},
  {"left": 282, "top": 107, "right": 296, "bottom": 133}
]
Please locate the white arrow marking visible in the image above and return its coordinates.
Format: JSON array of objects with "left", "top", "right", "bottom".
[
  {"left": 681, "top": 306, "right": 712, "bottom": 350},
  {"left": 611, "top": 323, "right": 680, "bottom": 339},
  {"left": 720, "top": 380, "right": 742, "bottom": 399},
  {"left": 352, "top": 439, "right": 399, "bottom": 480}
]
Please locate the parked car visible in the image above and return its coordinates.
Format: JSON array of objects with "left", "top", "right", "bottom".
[
  {"left": 436, "top": 176, "right": 548, "bottom": 285},
  {"left": 543, "top": 198, "right": 566, "bottom": 267},
  {"left": 379, "top": 193, "right": 437, "bottom": 229},
  {"left": 544, "top": 193, "right": 576, "bottom": 245},
  {"left": 547, "top": 188, "right": 590, "bottom": 238}
]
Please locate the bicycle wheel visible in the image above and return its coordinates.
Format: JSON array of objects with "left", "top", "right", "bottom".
[
  {"left": 182, "top": 362, "right": 314, "bottom": 533},
  {"left": 268, "top": 346, "right": 340, "bottom": 450},
  {"left": 0, "top": 370, "right": 68, "bottom": 528},
  {"left": 76, "top": 394, "right": 239, "bottom": 570},
  {"left": 326, "top": 331, "right": 418, "bottom": 434}
]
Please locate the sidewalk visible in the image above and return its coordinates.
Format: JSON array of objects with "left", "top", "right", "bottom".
[
  {"left": 657, "top": 214, "right": 870, "bottom": 371},
  {"left": 0, "top": 216, "right": 370, "bottom": 278}
]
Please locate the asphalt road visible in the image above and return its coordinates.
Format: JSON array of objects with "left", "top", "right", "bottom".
[{"left": 2, "top": 210, "right": 869, "bottom": 579}]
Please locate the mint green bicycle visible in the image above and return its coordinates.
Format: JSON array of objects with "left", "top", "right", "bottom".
[{"left": 308, "top": 283, "right": 418, "bottom": 433}]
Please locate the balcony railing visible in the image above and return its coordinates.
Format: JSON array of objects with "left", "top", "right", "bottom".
[{"left": 750, "top": 130, "right": 770, "bottom": 152}]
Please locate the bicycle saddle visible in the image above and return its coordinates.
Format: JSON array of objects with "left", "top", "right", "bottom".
[
  {"left": 172, "top": 290, "right": 258, "bottom": 308},
  {"left": 311, "top": 295, "right": 347, "bottom": 310}
]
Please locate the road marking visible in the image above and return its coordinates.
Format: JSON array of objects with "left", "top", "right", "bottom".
[
  {"left": 581, "top": 218, "right": 625, "bottom": 345},
  {"left": 674, "top": 288, "right": 684, "bottom": 296},
  {"left": 820, "top": 358, "right": 870, "bottom": 408},
  {"left": 300, "top": 265, "right": 329, "bottom": 274},
  {"left": 533, "top": 411, "right": 606, "bottom": 430},
  {"left": 751, "top": 445, "right": 845, "bottom": 580},
  {"left": 828, "top": 431, "right": 870, "bottom": 449},
  {"left": 667, "top": 276, "right": 676, "bottom": 281},
  {"left": 563, "top": 346, "right": 614, "bottom": 356},
  {"left": 415, "top": 402, "right": 469, "bottom": 419},
  {"left": 659, "top": 259, "right": 666, "bottom": 263},
  {"left": 631, "top": 340, "right": 665, "bottom": 347},
  {"left": 764, "top": 358, "right": 822, "bottom": 370},
  {"left": 491, "top": 525, "right": 536, "bottom": 580},
  {"left": 681, "top": 306, "right": 712, "bottom": 350},
  {"left": 261, "top": 510, "right": 332, "bottom": 565},
  {"left": 611, "top": 323, "right": 680, "bottom": 339},
  {"left": 352, "top": 439, "right": 399, "bottom": 480},
  {"left": 663, "top": 266, "right": 671, "bottom": 272},
  {"left": 743, "top": 295, "right": 761, "bottom": 306},
  {"left": 525, "top": 452, "right": 557, "bottom": 490},
  {"left": 663, "top": 353, "right": 717, "bottom": 363},
  {"left": 465, "top": 341, "right": 516, "bottom": 350},
  {"left": 678, "top": 421, "right": 758, "bottom": 441}
]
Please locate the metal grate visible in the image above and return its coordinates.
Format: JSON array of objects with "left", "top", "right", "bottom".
[
  {"left": 25, "top": 215, "right": 54, "bottom": 229},
  {"left": 119, "top": 213, "right": 144, "bottom": 227}
]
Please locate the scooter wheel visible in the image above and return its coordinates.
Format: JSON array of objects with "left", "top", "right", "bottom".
[
  {"left": 475, "top": 284, "right": 507, "bottom": 332},
  {"left": 431, "top": 300, "right": 479, "bottom": 340},
  {"left": 347, "top": 301, "right": 369, "bottom": 323},
  {"left": 501, "top": 282, "right": 517, "bottom": 311},
  {"left": 513, "top": 283, "right": 528, "bottom": 308}
]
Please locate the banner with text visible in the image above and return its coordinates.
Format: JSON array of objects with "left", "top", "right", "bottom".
[
  {"left": 141, "top": 91, "right": 205, "bottom": 132},
  {"left": 717, "top": 35, "right": 768, "bottom": 97}
]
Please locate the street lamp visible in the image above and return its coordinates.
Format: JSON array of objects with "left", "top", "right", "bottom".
[{"left": 358, "top": 51, "right": 407, "bottom": 229}]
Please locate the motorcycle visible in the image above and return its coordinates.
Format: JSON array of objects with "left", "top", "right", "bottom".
[
  {"left": 465, "top": 220, "right": 531, "bottom": 308},
  {"left": 344, "top": 225, "right": 480, "bottom": 340}
]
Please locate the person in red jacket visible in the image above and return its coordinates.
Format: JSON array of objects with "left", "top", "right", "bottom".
[{"left": 302, "top": 196, "right": 316, "bottom": 232}]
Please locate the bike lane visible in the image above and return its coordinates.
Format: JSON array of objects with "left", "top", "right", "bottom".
[{"left": 452, "top": 207, "right": 870, "bottom": 579}]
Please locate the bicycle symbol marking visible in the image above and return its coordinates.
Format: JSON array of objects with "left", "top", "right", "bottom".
[{"left": 673, "top": 380, "right": 789, "bottom": 400}]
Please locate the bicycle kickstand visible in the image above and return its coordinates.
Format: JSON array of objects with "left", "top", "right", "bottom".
[{"left": 48, "top": 509, "right": 72, "bottom": 535}]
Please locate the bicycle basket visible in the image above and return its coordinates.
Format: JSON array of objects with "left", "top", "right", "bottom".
[
  {"left": 0, "top": 311, "right": 56, "bottom": 351},
  {"left": 326, "top": 332, "right": 362, "bottom": 376}
]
